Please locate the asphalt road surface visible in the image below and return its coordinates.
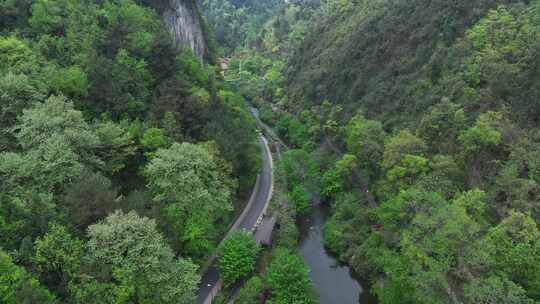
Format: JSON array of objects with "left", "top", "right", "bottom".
[{"left": 197, "top": 135, "right": 273, "bottom": 303}]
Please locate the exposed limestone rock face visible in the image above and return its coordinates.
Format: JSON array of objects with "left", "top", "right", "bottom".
[{"left": 162, "top": 0, "right": 207, "bottom": 61}]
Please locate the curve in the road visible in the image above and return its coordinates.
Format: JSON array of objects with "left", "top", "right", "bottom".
[{"left": 197, "top": 135, "right": 274, "bottom": 304}]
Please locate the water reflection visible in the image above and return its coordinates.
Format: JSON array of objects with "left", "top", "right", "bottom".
[{"left": 298, "top": 202, "right": 378, "bottom": 304}]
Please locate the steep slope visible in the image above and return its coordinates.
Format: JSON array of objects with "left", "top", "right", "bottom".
[
  {"left": 286, "top": 0, "right": 539, "bottom": 128},
  {"left": 162, "top": 0, "right": 209, "bottom": 61},
  {"left": 258, "top": 1, "right": 540, "bottom": 303}
]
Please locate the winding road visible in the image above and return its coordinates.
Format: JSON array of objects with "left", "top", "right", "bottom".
[{"left": 197, "top": 135, "right": 274, "bottom": 304}]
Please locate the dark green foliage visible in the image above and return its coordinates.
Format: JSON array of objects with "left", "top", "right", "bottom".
[
  {"left": 202, "top": 0, "right": 285, "bottom": 55},
  {"left": 0, "top": 250, "right": 56, "bottom": 304},
  {"left": 61, "top": 171, "right": 118, "bottom": 234},
  {"left": 287, "top": 0, "right": 538, "bottom": 129}
]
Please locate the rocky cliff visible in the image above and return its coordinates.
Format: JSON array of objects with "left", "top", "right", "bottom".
[{"left": 162, "top": 0, "right": 208, "bottom": 61}]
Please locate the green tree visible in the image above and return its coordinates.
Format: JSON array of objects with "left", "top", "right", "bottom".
[
  {"left": 266, "top": 248, "right": 315, "bottom": 304},
  {"left": 85, "top": 211, "right": 199, "bottom": 304},
  {"left": 61, "top": 170, "right": 118, "bottom": 232},
  {"left": 385, "top": 154, "right": 430, "bottom": 194},
  {"left": 0, "top": 73, "right": 44, "bottom": 150},
  {"left": 235, "top": 276, "right": 264, "bottom": 304},
  {"left": 15, "top": 95, "right": 101, "bottom": 167},
  {"left": 218, "top": 232, "right": 260, "bottom": 287},
  {"left": 33, "top": 224, "right": 83, "bottom": 296},
  {"left": 459, "top": 111, "right": 504, "bottom": 187},
  {"left": 477, "top": 212, "right": 540, "bottom": 297},
  {"left": 49, "top": 65, "right": 89, "bottom": 99},
  {"left": 281, "top": 149, "right": 320, "bottom": 193},
  {"left": 94, "top": 120, "right": 136, "bottom": 174},
  {"left": 417, "top": 100, "right": 466, "bottom": 155},
  {"left": 459, "top": 111, "right": 503, "bottom": 154},
  {"left": 0, "top": 250, "right": 56, "bottom": 304},
  {"left": 464, "top": 276, "right": 534, "bottom": 304},
  {"left": 141, "top": 128, "right": 168, "bottom": 152},
  {"left": 346, "top": 114, "right": 386, "bottom": 181},
  {"left": 144, "top": 143, "right": 233, "bottom": 258},
  {"left": 382, "top": 130, "right": 427, "bottom": 169},
  {"left": 290, "top": 184, "right": 311, "bottom": 214}
]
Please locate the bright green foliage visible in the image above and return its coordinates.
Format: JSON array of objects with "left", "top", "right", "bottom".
[
  {"left": 141, "top": 128, "right": 168, "bottom": 151},
  {"left": 29, "top": 0, "right": 76, "bottom": 35},
  {"left": 374, "top": 201, "right": 482, "bottom": 303},
  {"left": 452, "top": 189, "right": 488, "bottom": 224},
  {"left": 376, "top": 189, "right": 445, "bottom": 231},
  {"left": 0, "top": 250, "right": 56, "bottom": 304},
  {"left": 266, "top": 248, "right": 315, "bottom": 304},
  {"left": 281, "top": 149, "right": 320, "bottom": 192},
  {"left": 276, "top": 114, "right": 311, "bottom": 148},
  {"left": 106, "top": 49, "right": 153, "bottom": 116},
  {"left": 94, "top": 120, "right": 136, "bottom": 174},
  {"left": 177, "top": 49, "right": 210, "bottom": 87},
  {"left": 33, "top": 224, "right": 83, "bottom": 296},
  {"left": 280, "top": 149, "right": 320, "bottom": 213},
  {"left": 0, "top": 36, "right": 35, "bottom": 72},
  {"left": 386, "top": 154, "right": 430, "bottom": 193},
  {"left": 202, "top": 0, "right": 285, "bottom": 55},
  {"left": 235, "top": 276, "right": 264, "bottom": 304},
  {"left": 85, "top": 211, "right": 199, "bottom": 304},
  {"left": 218, "top": 232, "right": 260, "bottom": 287},
  {"left": 459, "top": 111, "right": 503, "bottom": 154},
  {"left": 477, "top": 212, "right": 540, "bottom": 297},
  {"left": 414, "top": 155, "right": 464, "bottom": 199},
  {"left": 417, "top": 100, "right": 466, "bottom": 155},
  {"left": 238, "top": 1, "right": 540, "bottom": 303},
  {"left": 464, "top": 276, "right": 534, "bottom": 304},
  {"left": 321, "top": 168, "right": 344, "bottom": 199},
  {"left": 491, "top": 135, "right": 540, "bottom": 220},
  {"left": 102, "top": 0, "right": 160, "bottom": 57},
  {"left": 49, "top": 65, "right": 89, "bottom": 98},
  {"left": 323, "top": 193, "right": 371, "bottom": 259},
  {"left": 290, "top": 184, "right": 311, "bottom": 215},
  {"left": 346, "top": 114, "right": 386, "bottom": 181},
  {"left": 144, "top": 143, "right": 233, "bottom": 258},
  {"left": 382, "top": 130, "right": 427, "bottom": 169},
  {"left": 34, "top": 224, "right": 83, "bottom": 276}
]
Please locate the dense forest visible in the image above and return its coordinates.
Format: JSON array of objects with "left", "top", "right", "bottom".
[
  {"left": 0, "top": 0, "right": 260, "bottom": 303},
  {"left": 216, "top": 0, "right": 540, "bottom": 303},
  {"left": 2, "top": 0, "right": 540, "bottom": 303}
]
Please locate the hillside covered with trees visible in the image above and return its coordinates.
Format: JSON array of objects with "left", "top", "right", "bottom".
[
  {"left": 3, "top": 0, "right": 540, "bottom": 303},
  {"left": 0, "top": 0, "right": 260, "bottom": 303},
  {"left": 216, "top": 0, "right": 540, "bottom": 303}
]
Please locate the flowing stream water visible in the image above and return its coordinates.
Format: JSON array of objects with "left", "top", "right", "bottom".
[{"left": 298, "top": 201, "right": 378, "bottom": 304}]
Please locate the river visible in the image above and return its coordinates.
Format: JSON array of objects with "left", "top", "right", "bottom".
[{"left": 298, "top": 201, "right": 378, "bottom": 304}]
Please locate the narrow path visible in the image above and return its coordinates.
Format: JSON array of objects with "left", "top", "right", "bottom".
[{"left": 197, "top": 135, "right": 274, "bottom": 304}]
